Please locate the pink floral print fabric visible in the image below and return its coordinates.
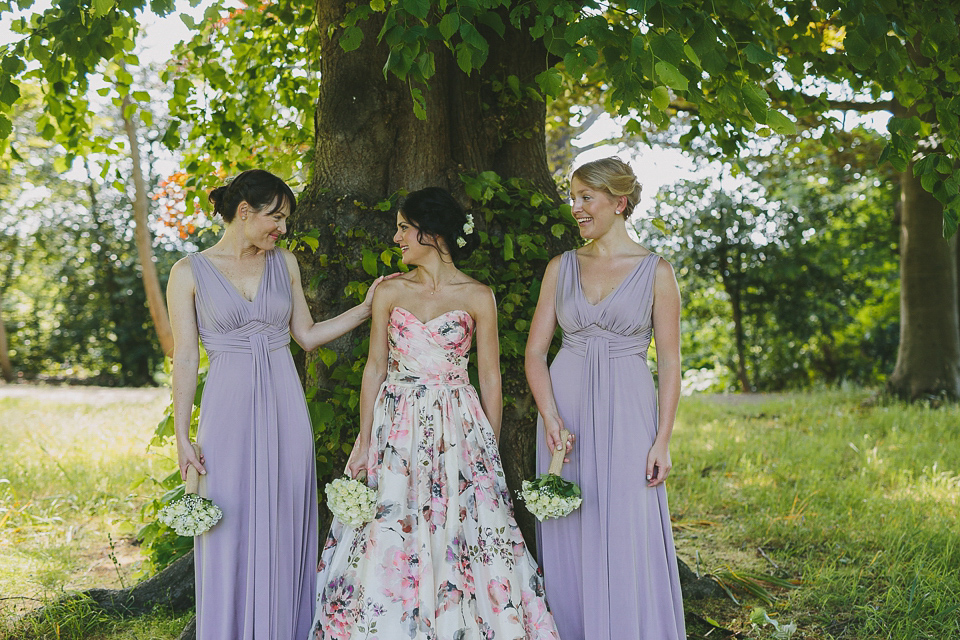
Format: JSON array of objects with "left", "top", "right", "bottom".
[{"left": 312, "top": 307, "right": 560, "bottom": 640}]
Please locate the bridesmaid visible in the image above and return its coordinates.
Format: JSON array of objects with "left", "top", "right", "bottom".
[
  {"left": 524, "top": 157, "right": 686, "bottom": 640},
  {"left": 166, "top": 169, "right": 386, "bottom": 640}
]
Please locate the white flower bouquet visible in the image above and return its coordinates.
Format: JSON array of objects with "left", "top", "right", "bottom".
[
  {"left": 158, "top": 443, "right": 223, "bottom": 537},
  {"left": 326, "top": 470, "right": 377, "bottom": 527},
  {"left": 521, "top": 428, "right": 582, "bottom": 521}
]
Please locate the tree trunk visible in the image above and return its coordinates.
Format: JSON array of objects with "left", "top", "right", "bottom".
[
  {"left": 887, "top": 163, "right": 960, "bottom": 399},
  {"left": 0, "top": 288, "right": 13, "bottom": 382},
  {"left": 12, "top": 551, "right": 195, "bottom": 638},
  {"left": 122, "top": 94, "right": 174, "bottom": 357},
  {"left": 726, "top": 280, "right": 751, "bottom": 393},
  {"left": 300, "top": 0, "right": 559, "bottom": 549}
]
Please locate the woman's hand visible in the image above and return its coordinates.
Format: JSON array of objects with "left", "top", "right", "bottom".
[
  {"left": 543, "top": 414, "right": 575, "bottom": 463},
  {"left": 177, "top": 439, "right": 206, "bottom": 481},
  {"left": 361, "top": 273, "right": 400, "bottom": 313},
  {"left": 646, "top": 439, "right": 672, "bottom": 487},
  {"left": 345, "top": 433, "right": 376, "bottom": 479}
]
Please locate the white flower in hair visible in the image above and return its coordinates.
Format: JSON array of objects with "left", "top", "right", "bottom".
[
  {"left": 456, "top": 236, "right": 467, "bottom": 248},
  {"left": 462, "top": 213, "right": 475, "bottom": 236}
]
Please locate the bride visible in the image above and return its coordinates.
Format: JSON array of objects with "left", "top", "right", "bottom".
[{"left": 311, "top": 187, "right": 560, "bottom": 639}]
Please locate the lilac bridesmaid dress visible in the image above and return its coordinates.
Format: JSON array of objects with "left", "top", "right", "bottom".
[
  {"left": 535, "top": 250, "right": 685, "bottom": 640},
  {"left": 189, "top": 249, "right": 318, "bottom": 640}
]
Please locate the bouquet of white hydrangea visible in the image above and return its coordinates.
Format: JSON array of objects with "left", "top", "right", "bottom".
[
  {"left": 521, "top": 428, "right": 582, "bottom": 521},
  {"left": 325, "top": 470, "right": 377, "bottom": 527},
  {"left": 158, "top": 443, "right": 223, "bottom": 537}
]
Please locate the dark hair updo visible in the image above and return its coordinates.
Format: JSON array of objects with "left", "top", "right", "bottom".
[
  {"left": 208, "top": 169, "right": 297, "bottom": 223},
  {"left": 398, "top": 187, "right": 479, "bottom": 262}
]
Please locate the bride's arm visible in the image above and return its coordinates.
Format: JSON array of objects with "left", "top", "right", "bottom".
[
  {"left": 345, "top": 286, "right": 392, "bottom": 478},
  {"left": 474, "top": 287, "right": 502, "bottom": 441},
  {"left": 283, "top": 249, "right": 384, "bottom": 351}
]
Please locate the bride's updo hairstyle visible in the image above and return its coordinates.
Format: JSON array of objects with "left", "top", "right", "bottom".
[
  {"left": 571, "top": 157, "right": 643, "bottom": 216},
  {"left": 398, "top": 187, "right": 479, "bottom": 262},
  {"left": 208, "top": 169, "right": 297, "bottom": 223}
]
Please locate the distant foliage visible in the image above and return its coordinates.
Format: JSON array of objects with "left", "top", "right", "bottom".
[{"left": 646, "top": 130, "right": 899, "bottom": 392}]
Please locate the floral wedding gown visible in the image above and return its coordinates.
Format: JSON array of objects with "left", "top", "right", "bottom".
[{"left": 312, "top": 306, "right": 560, "bottom": 640}]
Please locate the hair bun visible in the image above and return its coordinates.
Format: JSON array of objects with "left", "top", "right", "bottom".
[{"left": 208, "top": 186, "right": 228, "bottom": 214}]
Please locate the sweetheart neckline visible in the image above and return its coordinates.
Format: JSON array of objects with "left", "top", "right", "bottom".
[{"left": 392, "top": 306, "right": 474, "bottom": 327}]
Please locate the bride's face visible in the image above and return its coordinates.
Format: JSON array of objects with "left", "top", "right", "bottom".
[{"left": 393, "top": 212, "right": 435, "bottom": 265}]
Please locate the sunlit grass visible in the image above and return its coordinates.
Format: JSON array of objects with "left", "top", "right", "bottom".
[
  {"left": 0, "top": 386, "right": 176, "bottom": 637},
  {"left": 3, "top": 387, "right": 959, "bottom": 638},
  {"left": 671, "top": 391, "right": 960, "bottom": 639}
]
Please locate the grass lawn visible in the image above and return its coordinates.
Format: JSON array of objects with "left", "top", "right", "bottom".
[
  {"left": 1, "top": 385, "right": 957, "bottom": 639},
  {"left": 0, "top": 385, "right": 182, "bottom": 639},
  {"left": 671, "top": 392, "right": 960, "bottom": 639}
]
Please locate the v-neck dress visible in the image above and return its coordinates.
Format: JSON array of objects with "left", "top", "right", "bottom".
[
  {"left": 535, "top": 250, "right": 685, "bottom": 640},
  {"left": 189, "top": 249, "right": 318, "bottom": 640}
]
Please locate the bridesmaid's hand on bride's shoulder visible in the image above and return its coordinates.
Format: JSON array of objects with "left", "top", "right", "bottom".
[
  {"left": 361, "top": 272, "right": 402, "bottom": 312},
  {"left": 544, "top": 415, "right": 575, "bottom": 464}
]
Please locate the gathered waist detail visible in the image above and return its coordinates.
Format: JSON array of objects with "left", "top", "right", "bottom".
[
  {"left": 561, "top": 329, "right": 649, "bottom": 360},
  {"left": 200, "top": 328, "right": 290, "bottom": 355},
  {"left": 385, "top": 370, "right": 470, "bottom": 388}
]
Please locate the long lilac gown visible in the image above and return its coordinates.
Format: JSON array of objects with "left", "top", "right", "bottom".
[
  {"left": 535, "top": 250, "right": 685, "bottom": 640},
  {"left": 190, "top": 249, "right": 317, "bottom": 640}
]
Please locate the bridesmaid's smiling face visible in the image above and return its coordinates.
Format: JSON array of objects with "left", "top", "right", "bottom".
[
  {"left": 241, "top": 197, "right": 290, "bottom": 250},
  {"left": 570, "top": 177, "right": 625, "bottom": 240}
]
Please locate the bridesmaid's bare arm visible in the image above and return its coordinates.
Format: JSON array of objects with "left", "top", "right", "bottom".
[
  {"left": 282, "top": 249, "right": 384, "bottom": 352},
  {"left": 166, "top": 258, "right": 205, "bottom": 479},
  {"left": 473, "top": 286, "right": 503, "bottom": 441},
  {"left": 647, "top": 258, "right": 681, "bottom": 487},
  {"left": 524, "top": 255, "right": 572, "bottom": 457},
  {"left": 345, "top": 283, "right": 394, "bottom": 478}
]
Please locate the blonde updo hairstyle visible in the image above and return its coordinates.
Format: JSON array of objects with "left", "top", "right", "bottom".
[{"left": 571, "top": 157, "right": 643, "bottom": 216}]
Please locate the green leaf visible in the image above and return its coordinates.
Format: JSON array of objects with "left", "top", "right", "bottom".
[
  {"left": 741, "top": 81, "right": 769, "bottom": 123},
  {"left": 456, "top": 43, "right": 473, "bottom": 74},
  {"left": 535, "top": 68, "right": 563, "bottom": 97},
  {"left": 744, "top": 43, "right": 778, "bottom": 64},
  {"left": 92, "top": 0, "right": 114, "bottom": 17},
  {"left": 651, "top": 85, "right": 670, "bottom": 111},
  {"left": 504, "top": 234, "right": 514, "bottom": 261},
  {"left": 478, "top": 11, "right": 505, "bottom": 38},
  {"left": 439, "top": 12, "right": 459, "bottom": 40},
  {"left": 410, "top": 86, "right": 426, "bottom": 120},
  {"left": 300, "top": 236, "right": 319, "bottom": 252},
  {"left": 944, "top": 203, "right": 959, "bottom": 239},
  {"left": 683, "top": 44, "right": 701, "bottom": 70},
  {"left": 0, "top": 81, "right": 19, "bottom": 107},
  {"left": 402, "top": 0, "right": 429, "bottom": 21},
  {"left": 370, "top": 0, "right": 386, "bottom": 10},
  {"left": 766, "top": 110, "right": 796, "bottom": 135},
  {"left": 340, "top": 26, "right": 363, "bottom": 52},
  {"left": 362, "top": 249, "right": 378, "bottom": 276},
  {"left": 654, "top": 61, "right": 688, "bottom": 92},
  {"left": 0, "top": 113, "right": 12, "bottom": 139}
]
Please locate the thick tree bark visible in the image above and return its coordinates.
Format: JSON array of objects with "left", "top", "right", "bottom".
[
  {"left": 887, "top": 162, "right": 960, "bottom": 399},
  {"left": 300, "top": 0, "right": 560, "bottom": 548},
  {"left": 12, "top": 551, "right": 195, "bottom": 638},
  {"left": 122, "top": 94, "right": 174, "bottom": 357}
]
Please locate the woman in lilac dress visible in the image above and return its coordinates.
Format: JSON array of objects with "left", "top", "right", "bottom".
[
  {"left": 525, "top": 157, "right": 686, "bottom": 640},
  {"left": 166, "top": 169, "right": 386, "bottom": 640}
]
